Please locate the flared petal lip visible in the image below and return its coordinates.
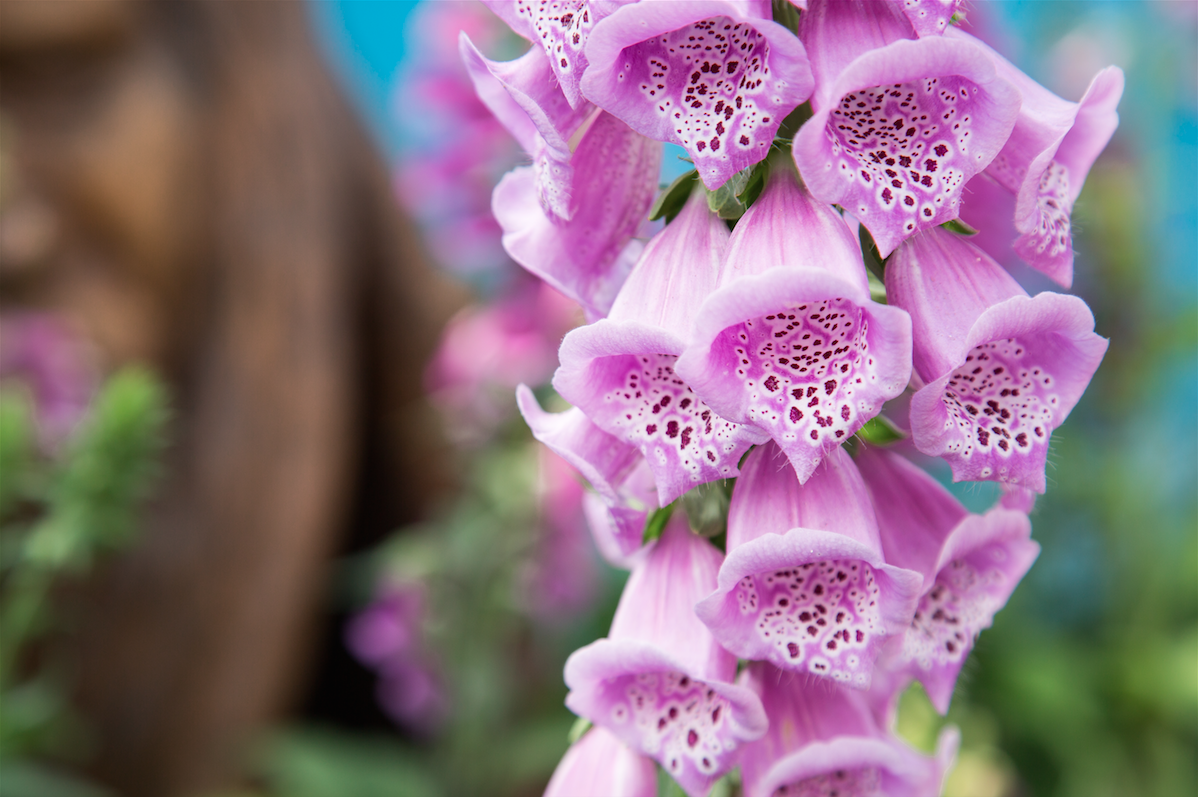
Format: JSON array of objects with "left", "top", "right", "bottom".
[
  {"left": 1010, "top": 65, "right": 1124, "bottom": 229},
  {"left": 700, "top": 526, "right": 922, "bottom": 633},
  {"left": 675, "top": 268, "right": 912, "bottom": 424},
  {"left": 582, "top": 0, "right": 811, "bottom": 110},
  {"left": 914, "top": 291, "right": 1107, "bottom": 411},
  {"left": 909, "top": 293, "right": 1107, "bottom": 492},
  {"left": 794, "top": 35, "right": 1019, "bottom": 254},
  {"left": 516, "top": 383, "right": 640, "bottom": 502},
  {"left": 932, "top": 508, "right": 1037, "bottom": 583},
  {"left": 554, "top": 318, "right": 688, "bottom": 407},
  {"left": 749, "top": 736, "right": 927, "bottom": 797},
  {"left": 564, "top": 638, "right": 770, "bottom": 741}
]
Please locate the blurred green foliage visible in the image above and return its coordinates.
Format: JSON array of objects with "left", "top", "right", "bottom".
[{"left": 0, "top": 369, "right": 169, "bottom": 797}]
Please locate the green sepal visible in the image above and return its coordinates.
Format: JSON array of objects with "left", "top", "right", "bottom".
[
  {"left": 868, "top": 270, "right": 887, "bottom": 304},
  {"left": 771, "top": 0, "right": 801, "bottom": 34},
  {"left": 642, "top": 501, "right": 677, "bottom": 545},
  {"left": 567, "top": 716, "right": 592, "bottom": 745},
  {"left": 649, "top": 170, "right": 698, "bottom": 223},
  {"left": 941, "top": 218, "right": 979, "bottom": 236},
  {"left": 855, "top": 414, "right": 907, "bottom": 447},
  {"left": 680, "top": 480, "right": 732, "bottom": 539}
]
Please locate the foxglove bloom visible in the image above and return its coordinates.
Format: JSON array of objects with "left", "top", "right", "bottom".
[
  {"left": 483, "top": 0, "right": 628, "bottom": 109},
  {"left": 554, "top": 190, "right": 768, "bottom": 505},
  {"left": 544, "top": 726, "right": 658, "bottom": 797},
  {"left": 739, "top": 662, "right": 957, "bottom": 797},
  {"left": 856, "top": 445, "right": 1039, "bottom": 713},
  {"left": 886, "top": 227, "right": 1108, "bottom": 492},
  {"left": 695, "top": 444, "right": 922, "bottom": 688},
  {"left": 460, "top": 30, "right": 598, "bottom": 221},
  {"left": 493, "top": 111, "right": 661, "bottom": 318},
  {"left": 675, "top": 168, "right": 911, "bottom": 483},
  {"left": 793, "top": 0, "right": 1020, "bottom": 255},
  {"left": 953, "top": 30, "right": 1124, "bottom": 287},
  {"left": 517, "top": 385, "right": 654, "bottom": 558},
  {"left": 565, "top": 513, "right": 768, "bottom": 796},
  {"left": 582, "top": 1, "right": 814, "bottom": 189}
]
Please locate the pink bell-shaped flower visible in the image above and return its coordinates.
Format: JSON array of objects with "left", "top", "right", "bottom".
[
  {"left": 695, "top": 443, "right": 922, "bottom": 688},
  {"left": 793, "top": 0, "right": 1020, "bottom": 255},
  {"left": 554, "top": 189, "right": 769, "bottom": 505},
  {"left": 856, "top": 444, "right": 1040, "bottom": 712},
  {"left": 675, "top": 167, "right": 912, "bottom": 483},
  {"left": 885, "top": 226, "right": 1108, "bottom": 492},
  {"left": 565, "top": 512, "right": 768, "bottom": 797}
]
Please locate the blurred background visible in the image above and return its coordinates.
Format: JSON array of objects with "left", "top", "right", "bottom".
[{"left": 0, "top": 2, "right": 1193, "bottom": 797}]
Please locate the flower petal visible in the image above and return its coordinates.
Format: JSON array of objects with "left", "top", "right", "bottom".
[
  {"left": 795, "top": 0, "right": 1020, "bottom": 254},
  {"left": 494, "top": 112, "right": 661, "bottom": 317},
  {"left": 583, "top": 0, "right": 813, "bottom": 188}
]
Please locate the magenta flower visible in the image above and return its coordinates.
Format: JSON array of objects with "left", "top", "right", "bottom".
[
  {"left": 792, "top": 0, "right": 1020, "bottom": 255},
  {"left": 482, "top": 0, "right": 629, "bottom": 109},
  {"left": 675, "top": 168, "right": 912, "bottom": 483},
  {"left": 855, "top": 445, "right": 1040, "bottom": 713},
  {"left": 582, "top": 0, "right": 814, "bottom": 189},
  {"left": 517, "top": 385, "right": 655, "bottom": 559},
  {"left": 460, "top": 32, "right": 597, "bottom": 221},
  {"left": 885, "top": 227, "right": 1108, "bottom": 492},
  {"left": 426, "top": 279, "right": 579, "bottom": 443},
  {"left": 0, "top": 313, "right": 97, "bottom": 449},
  {"left": 738, "top": 662, "right": 957, "bottom": 797},
  {"left": 952, "top": 30, "right": 1124, "bottom": 287},
  {"left": 544, "top": 726, "right": 658, "bottom": 797},
  {"left": 695, "top": 444, "right": 922, "bottom": 688},
  {"left": 565, "top": 513, "right": 768, "bottom": 797},
  {"left": 493, "top": 110, "right": 661, "bottom": 318},
  {"left": 393, "top": 0, "right": 522, "bottom": 278},
  {"left": 554, "top": 190, "right": 769, "bottom": 504},
  {"left": 346, "top": 582, "right": 448, "bottom": 735}
]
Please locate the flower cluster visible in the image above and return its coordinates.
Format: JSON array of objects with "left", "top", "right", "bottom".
[{"left": 460, "top": 2, "right": 1121, "bottom": 794}]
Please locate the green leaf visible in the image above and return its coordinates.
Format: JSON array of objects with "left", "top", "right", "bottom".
[
  {"left": 642, "top": 502, "right": 677, "bottom": 545},
  {"left": 0, "top": 390, "right": 35, "bottom": 520},
  {"left": 706, "top": 170, "right": 750, "bottom": 220},
  {"left": 941, "top": 218, "right": 979, "bottom": 236},
  {"left": 649, "top": 171, "right": 698, "bottom": 223}
]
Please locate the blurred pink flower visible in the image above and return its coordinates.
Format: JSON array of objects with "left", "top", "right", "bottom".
[
  {"left": 392, "top": 0, "right": 524, "bottom": 278},
  {"left": 0, "top": 312, "right": 97, "bottom": 450},
  {"left": 425, "top": 278, "right": 579, "bottom": 443},
  {"left": 346, "top": 581, "right": 448, "bottom": 735}
]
